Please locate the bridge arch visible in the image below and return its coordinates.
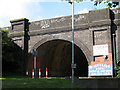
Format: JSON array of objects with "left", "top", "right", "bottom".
[
  {"left": 30, "top": 35, "right": 91, "bottom": 64},
  {"left": 28, "top": 36, "right": 91, "bottom": 77}
]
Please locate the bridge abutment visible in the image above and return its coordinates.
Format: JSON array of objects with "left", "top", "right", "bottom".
[
  {"left": 10, "top": 18, "right": 30, "bottom": 74},
  {"left": 8, "top": 8, "right": 120, "bottom": 77}
]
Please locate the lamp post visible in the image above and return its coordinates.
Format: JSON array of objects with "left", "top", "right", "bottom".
[
  {"left": 72, "top": 1, "right": 75, "bottom": 88},
  {"left": 68, "top": 0, "right": 76, "bottom": 88},
  {"left": 112, "top": 33, "right": 116, "bottom": 77}
]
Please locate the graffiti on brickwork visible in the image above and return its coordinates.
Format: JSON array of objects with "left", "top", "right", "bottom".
[
  {"left": 40, "top": 20, "right": 50, "bottom": 29},
  {"left": 74, "top": 15, "right": 86, "bottom": 22},
  {"left": 50, "top": 17, "right": 66, "bottom": 23},
  {"left": 34, "top": 15, "right": 86, "bottom": 29},
  {"left": 113, "top": 10, "right": 120, "bottom": 14}
]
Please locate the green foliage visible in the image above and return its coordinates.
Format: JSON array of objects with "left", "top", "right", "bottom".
[
  {"left": 94, "top": 0, "right": 119, "bottom": 8},
  {"left": 1, "top": 29, "right": 14, "bottom": 62},
  {"left": 1, "top": 28, "right": 22, "bottom": 74},
  {"left": 114, "top": 66, "right": 120, "bottom": 78}
]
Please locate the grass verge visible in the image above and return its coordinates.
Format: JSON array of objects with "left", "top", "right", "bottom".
[{"left": 2, "top": 77, "right": 86, "bottom": 88}]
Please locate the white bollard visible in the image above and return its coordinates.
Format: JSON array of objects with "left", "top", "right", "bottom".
[
  {"left": 46, "top": 68, "right": 48, "bottom": 78},
  {"left": 32, "top": 69, "right": 34, "bottom": 78},
  {"left": 39, "top": 68, "right": 41, "bottom": 78}
]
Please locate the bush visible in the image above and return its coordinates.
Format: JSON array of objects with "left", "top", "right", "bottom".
[
  {"left": 114, "top": 66, "right": 120, "bottom": 78},
  {"left": 1, "top": 29, "right": 22, "bottom": 74}
]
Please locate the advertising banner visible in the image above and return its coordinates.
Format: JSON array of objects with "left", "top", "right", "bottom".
[
  {"left": 89, "top": 47, "right": 113, "bottom": 76},
  {"left": 88, "top": 63, "right": 113, "bottom": 76}
]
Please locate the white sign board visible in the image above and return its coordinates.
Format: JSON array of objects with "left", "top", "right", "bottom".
[
  {"left": 93, "top": 44, "right": 108, "bottom": 56},
  {"left": 88, "top": 64, "right": 113, "bottom": 76}
]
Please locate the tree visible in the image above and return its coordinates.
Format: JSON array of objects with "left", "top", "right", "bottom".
[
  {"left": 94, "top": 0, "right": 119, "bottom": 8},
  {"left": 62, "top": 0, "right": 119, "bottom": 8},
  {"left": 1, "top": 29, "right": 14, "bottom": 63},
  {"left": 0, "top": 29, "right": 22, "bottom": 75}
]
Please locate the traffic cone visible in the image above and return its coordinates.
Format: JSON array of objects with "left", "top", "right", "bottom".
[
  {"left": 39, "top": 68, "right": 41, "bottom": 78},
  {"left": 46, "top": 68, "right": 48, "bottom": 78},
  {"left": 32, "top": 69, "right": 34, "bottom": 78}
]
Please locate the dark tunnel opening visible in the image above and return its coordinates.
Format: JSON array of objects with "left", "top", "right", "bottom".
[{"left": 28, "top": 39, "right": 88, "bottom": 77}]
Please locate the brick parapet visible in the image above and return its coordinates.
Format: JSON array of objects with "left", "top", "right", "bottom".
[{"left": 9, "top": 8, "right": 117, "bottom": 38}]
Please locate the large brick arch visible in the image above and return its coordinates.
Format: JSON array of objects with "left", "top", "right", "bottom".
[{"left": 30, "top": 35, "right": 91, "bottom": 64}]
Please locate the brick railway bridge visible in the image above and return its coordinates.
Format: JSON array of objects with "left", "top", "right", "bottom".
[{"left": 8, "top": 8, "right": 120, "bottom": 77}]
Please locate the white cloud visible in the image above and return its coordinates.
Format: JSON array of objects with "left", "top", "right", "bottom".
[
  {"left": 78, "top": 8, "right": 89, "bottom": 14},
  {"left": 0, "top": 0, "right": 27, "bottom": 20},
  {"left": 0, "top": 0, "right": 42, "bottom": 27}
]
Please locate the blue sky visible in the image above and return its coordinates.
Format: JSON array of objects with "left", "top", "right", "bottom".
[{"left": 0, "top": 0, "right": 115, "bottom": 27}]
